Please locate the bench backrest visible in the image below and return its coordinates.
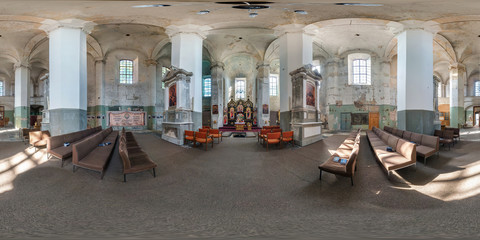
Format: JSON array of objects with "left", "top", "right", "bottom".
[
  {"left": 72, "top": 130, "right": 106, "bottom": 164},
  {"left": 421, "top": 135, "right": 439, "bottom": 150},
  {"left": 396, "top": 139, "right": 416, "bottom": 162}
]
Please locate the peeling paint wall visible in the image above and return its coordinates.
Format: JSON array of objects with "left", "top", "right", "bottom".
[{"left": 322, "top": 52, "right": 396, "bottom": 130}]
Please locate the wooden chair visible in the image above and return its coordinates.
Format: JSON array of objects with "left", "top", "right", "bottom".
[
  {"left": 202, "top": 126, "right": 211, "bottom": 129},
  {"left": 199, "top": 128, "right": 209, "bottom": 135},
  {"left": 272, "top": 128, "right": 282, "bottom": 133},
  {"left": 434, "top": 129, "right": 443, "bottom": 138},
  {"left": 209, "top": 129, "right": 222, "bottom": 143},
  {"left": 440, "top": 129, "right": 454, "bottom": 150},
  {"left": 258, "top": 129, "right": 270, "bottom": 144},
  {"left": 195, "top": 131, "right": 213, "bottom": 151},
  {"left": 265, "top": 132, "right": 281, "bottom": 151},
  {"left": 184, "top": 130, "right": 195, "bottom": 146},
  {"left": 281, "top": 131, "right": 294, "bottom": 148}
]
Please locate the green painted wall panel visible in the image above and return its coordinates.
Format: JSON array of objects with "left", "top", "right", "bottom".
[
  {"left": 328, "top": 104, "right": 396, "bottom": 131},
  {"left": 450, "top": 106, "right": 465, "bottom": 128}
]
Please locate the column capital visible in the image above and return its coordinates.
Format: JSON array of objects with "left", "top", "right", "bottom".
[
  {"left": 94, "top": 58, "right": 105, "bottom": 64},
  {"left": 449, "top": 63, "right": 466, "bottom": 72},
  {"left": 210, "top": 61, "right": 224, "bottom": 70},
  {"left": 145, "top": 58, "right": 158, "bottom": 67},
  {"left": 165, "top": 24, "right": 212, "bottom": 40},
  {"left": 387, "top": 20, "right": 440, "bottom": 36},
  {"left": 273, "top": 24, "right": 319, "bottom": 37},
  {"left": 40, "top": 19, "right": 96, "bottom": 34},
  {"left": 256, "top": 62, "right": 270, "bottom": 69},
  {"left": 14, "top": 62, "right": 30, "bottom": 71}
]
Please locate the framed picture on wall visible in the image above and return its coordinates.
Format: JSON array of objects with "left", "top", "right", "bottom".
[
  {"left": 169, "top": 83, "right": 177, "bottom": 107},
  {"left": 306, "top": 82, "right": 315, "bottom": 107},
  {"left": 263, "top": 104, "right": 269, "bottom": 114},
  {"left": 212, "top": 105, "right": 218, "bottom": 114}
]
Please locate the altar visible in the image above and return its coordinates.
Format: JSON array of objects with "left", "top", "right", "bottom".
[{"left": 224, "top": 98, "right": 257, "bottom": 127}]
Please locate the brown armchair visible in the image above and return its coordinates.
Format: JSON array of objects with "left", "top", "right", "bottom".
[
  {"left": 265, "top": 132, "right": 281, "bottom": 151},
  {"left": 281, "top": 131, "right": 294, "bottom": 148},
  {"left": 29, "top": 130, "right": 51, "bottom": 150},
  {"left": 184, "top": 130, "right": 195, "bottom": 146},
  {"left": 440, "top": 129, "right": 454, "bottom": 151},
  {"left": 195, "top": 131, "right": 213, "bottom": 150},
  {"left": 209, "top": 129, "right": 222, "bottom": 143}
]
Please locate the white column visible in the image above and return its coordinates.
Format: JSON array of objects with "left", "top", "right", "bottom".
[
  {"left": 166, "top": 24, "right": 211, "bottom": 131},
  {"left": 14, "top": 63, "right": 30, "bottom": 129},
  {"left": 211, "top": 62, "right": 224, "bottom": 128},
  {"left": 95, "top": 59, "right": 105, "bottom": 127},
  {"left": 396, "top": 22, "right": 436, "bottom": 134},
  {"left": 256, "top": 62, "right": 270, "bottom": 128},
  {"left": 449, "top": 63, "right": 466, "bottom": 128},
  {"left": 41, "top": 19, "right": 95, "bottom": 135},
  {"left": 274, "top": 24, "right": 315, "bottom": 130},
  {"left": 146, "top": 59, "right": 157, "bottom": 130}
]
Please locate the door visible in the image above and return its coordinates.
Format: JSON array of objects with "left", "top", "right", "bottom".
[
  {"left": 202, "top": 110, "right": 211, "bottom": 127},
  {"left": 270, "top": 111, "right": 279, "bottom": 126},
  {"left": 340, "top": 112, "right": 351, "bottom": 131},
  {"left": 369, "top": 112, "right": 380, "bottom": 130}
]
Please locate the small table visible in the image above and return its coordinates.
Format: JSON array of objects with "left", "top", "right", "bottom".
[{"left": 235, "top": 123, "right": 245, "bottom": 131}]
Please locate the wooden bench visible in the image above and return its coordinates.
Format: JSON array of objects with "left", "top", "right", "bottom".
[
  {"left": 72, "top": 127, "right": 118, "bottom": 179},
  {"left": 118, "top": 129, "right": 157, "bottom": 182},
  {"left": 47, "top": 126, "right": 102, "bottom": 167},
  {"left": 29, "top": 130, "right": 51, "bottom": 151},
  {"left": 318, "top": 129, "right": 360, "bottom": 186}
]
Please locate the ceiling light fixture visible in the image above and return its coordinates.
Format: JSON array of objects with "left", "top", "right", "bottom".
[
  {"left": 132, "top": 4, "right": 171, "bottom": 8},
  {"left": 249, "top": 12, "right": 258, "bottom": 18},
  {"left": 294, "top": 10, "right": 308, "bottom": 15},
  {"left": 197, "top": 10, "right": 210, "bottom": 15},
  {"left": 335, "top": 3, "right": 383, "bottom": 6}
]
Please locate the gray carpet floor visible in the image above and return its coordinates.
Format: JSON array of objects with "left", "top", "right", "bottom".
[{"left": 0, "top": 131, "right": 479, "bottom": 239}]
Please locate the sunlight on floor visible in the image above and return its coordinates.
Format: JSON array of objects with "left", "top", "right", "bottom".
[
  {"left": 0, "top": 147, "right": 48, "bottom": 194},
  {"left": 411, "top": 160, "right": 480, "bottom": 202}
]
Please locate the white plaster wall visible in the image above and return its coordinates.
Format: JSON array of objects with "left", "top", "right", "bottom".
[
  {"left": 87, "top": 54, "right": 97, "bottom": 107},
  {"left": 104, "top": 49, "right": 154, "bottom": 107}
]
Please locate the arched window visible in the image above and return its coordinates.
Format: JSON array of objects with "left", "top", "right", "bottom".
[
  {"left": 119, "top": 59, "right": 134, "bottom": 84},
  {"left": 348, "top": 53, "right": 371, "bottom": 85},
  {"left": 475, "top": 81, "right": 480, "bottom": 97},
  {"left": 235, "top": 78, "right": 246, "bottom": 99},
  {"left": 203, "top": 77, "right": 211, "bottom": 97},
  {"left": 0, "top": 80, "right": 4, "bottom": 96},
  {"left": 269, "top": 75, "right": 278, "bottom": 96}
]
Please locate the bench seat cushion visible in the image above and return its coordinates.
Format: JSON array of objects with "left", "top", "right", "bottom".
[
  {"left": 377, "top": 152, "right": 415, "bottom": 171},
  {"left": 416, "top": 145, "right": 436, "bottom": 157},
  {"left": 76, "top": 146, "right": 114, "bottom": 172},
  {"left": 319, "top": 155, "right": 347, "bottom": 175},
  {"left": 124, "top": 155, "right": 157, "bottom": 174},
  {"left": 50, "top": 145, "right": 73, "bottom": 159}
]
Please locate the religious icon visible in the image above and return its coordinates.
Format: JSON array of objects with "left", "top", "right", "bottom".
[
  {"left": 262, "top": 104, "right": 269, "bottom": 114},
  {"left": 169, "top": 83, "right": 177, "bottom": 107},
  {"left": 229, "top": 107, "right": 235, "bottom": 120},
  {"left": 224, "top": 114, "right": 228, "bottom": 125},
  {"left": 212, "top": 105, "right": 218, "bottom": 114},
  {"left": 246, "top": 107, "right": 252, "bottom": 120},
  {"left": 237, "top": 104, "right": 244, "bottom": 113},
  {"left": 237, "top": 113, "right": 245, "bottom": 123},
  {"left": 306, "top": 82, "right": 315, "bottom": 107}
]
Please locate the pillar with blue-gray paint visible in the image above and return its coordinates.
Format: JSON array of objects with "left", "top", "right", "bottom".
[
  {"left": 256, "top": 62, "right": 270, "bottom": 128},
  {"left": 211, "top": 62, "right": 224, "bottom": 129},
  {"left": 395, "top": 21, "right": 438, "bottom": 134},
  {"left": 14, "top": 63, "right": 30, "bottom": 129},
  {"left": 274, "top": 24, "right": 316, "bottom": 131},
  {"left": 41, "top": 19, "right": 95, "bottom": 136},
  {"left": 449, "top": 63, "right": 466, "bottom": 128}
]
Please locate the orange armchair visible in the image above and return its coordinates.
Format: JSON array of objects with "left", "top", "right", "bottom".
[
  {"left": 199, "top": 128, "right": 209, "bottom": 134},
  {"left": 281, "top": 131, "right": 294, "bottom": 148},
  {"left": 184, "top": 130, "right": 195, "bottom": 146},
  {"left": 265, "top": 132, "right": 281, "bottom": 151},
  {"left": 195, "top": 131, "right": 214, "bottom": 150},
  {"left": 259, "top": 129, "right": 270, "bottom": 144},
  {"left": 272, "top": 128, "right": 282, "bottom": 133},
  {"left": 209, "top": 129, "right": 222, "bottom": 143}
]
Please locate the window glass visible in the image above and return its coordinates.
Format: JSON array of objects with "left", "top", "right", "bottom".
[
  {"left": 235, "top": 78, "right": 246, "bottom": 99},
  {"left": 119, "top": 60, "right": 134, "bottom": 84},
  {"left": 269, "top": 75, "right": 278, "bottom": 96},
  {"left": 203, "top": 77, "right": 211, "bottom": 97}
]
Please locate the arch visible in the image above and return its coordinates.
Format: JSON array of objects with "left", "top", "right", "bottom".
[
  {"left": 151, "top": 38, "right": 171, "bottom": 60},
  {"left": 104, "top": 48, "right": 149, "bottom": 60},
  {"left": 220, "top": 51, "right": 262, "bottom": 64},
  {"left": 87, "top": 35, "right": 104, "bottom": 60},
  {"left": 23, "top": 33, "right": 48, "bottom": 61},
  {"left": 264, "top": 38, "right": 279, "bottom": 64}
]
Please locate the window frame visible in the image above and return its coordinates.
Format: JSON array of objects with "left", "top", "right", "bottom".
[
  {"left": 235, "top": 78, "right": 246, "bottom": 100},
  {"left": 119, "top": 59, "right": 134, "bottom": 85},
  {"left": 269, "top": 74, "right": 278, "bottom": 96},
  {"left": 0, "top": 80, "right": 4, "bottom": 96},
  {"left": 348, "top": 53, "right": 372, "bottom": 86},
  {"left": 475, "top": 81, "right": 480, "bottom": 97},
  {"left": 203, "top": 76, "right": 212, "bottom": 97}
]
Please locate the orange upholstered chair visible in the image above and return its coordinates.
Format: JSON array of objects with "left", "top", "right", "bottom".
[
  {"left": 259, "top": 129, "right": 270, "bottom": 144},
  {"left": 202, "top": 126, "right": 211, "bottom": 129},
  {"left": 272, "top": 128, "right": 282, "bottom": 133},
  {"left": 281, "top": 131, "right": 294, "bottom": 148},
  {"left": 209, "top": 129, "right": 222, "bottom": 143},
  {"left": 265, "top": 132, "right": 281, "bottom": 151},
  {"left": 199, "top": 128, "right": 209, "bottom": 135},
  {"left": 195, "top": 131, "right": 213, "bottom": 150},
  {"left": 184, "top": 130, "right": 195, "bottom": 146}
]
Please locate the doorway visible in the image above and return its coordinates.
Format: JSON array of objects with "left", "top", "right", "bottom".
[
  {"left": 340, "top": 112, "right": 351, "bottom": 131},
  {"left": 368, "top": 112, "right": 379, "bottom": 130},
  {"left": 202, "top": 110, "right": 211, "bottom": 127}
]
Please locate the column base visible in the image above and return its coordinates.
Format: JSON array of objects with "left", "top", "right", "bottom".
[
  {"left": 280, "top": 111, "right": 291, "bottom": 131},
  {"left": 49, "top": 108, "right": 87, "bottom": 136},
  {"left": 14, "top": 106, "right": 29, "bottom": 129},
  {"left": 397, "top": 110, "right": 435, "bottom": 135},
  {"left": 291, "top": 122, "right": 323, "bottom": 146},
  {"left": 450, "top": 106, "right": 465, "bottom": 128}
]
